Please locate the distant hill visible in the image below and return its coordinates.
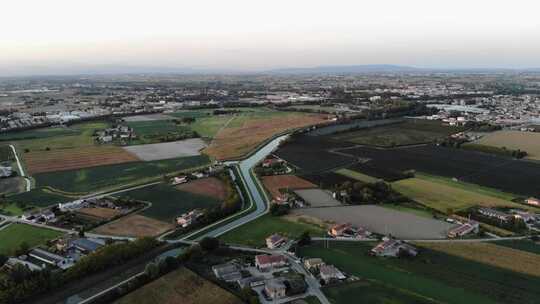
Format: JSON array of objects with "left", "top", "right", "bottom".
[{"left": 267, "top": 64, "right": 420, "bottom": 74}]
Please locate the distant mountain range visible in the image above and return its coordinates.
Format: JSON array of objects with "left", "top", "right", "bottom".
[{"left": 1, "top": 64, "right": 540, "bottom": 77}]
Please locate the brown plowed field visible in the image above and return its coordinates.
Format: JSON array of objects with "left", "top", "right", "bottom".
[
  {"left": 93, "top": 214, "right": 173, "bottom": 237},
  {"left": 76, "top": 207, "right": 122, "bottom": 220},
  {"left": 24, "top": 146, "right": 140, "bottom": 174},
  {"left": 176, "top": 177, "right": 227, "bottom": 200},
  {"left": 261, "top": 175, "right": 316, "bottom": 200},
  {"left": 204, "top": 114, "right": 326, "bottom": 160}
]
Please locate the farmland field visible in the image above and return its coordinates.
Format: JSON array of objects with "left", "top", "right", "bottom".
[
  {"left": 298, "top": 241, "right": 540, "bottom": 304},
  {"left": 0, "top": 177, "right": 25, "bottom": 195},
  {"left": 392, "top": 177, "right": 530, "bottom": 213},
  {"left": 0, "top": 126, "right": 79, "bottom": 141},
  {"left": 120, "top": 183, "right": 221, "bottom": 222},
  {"left": 9, "top": 187, "right": 73, "bottom": 207},
  {"left": 300, "top": 172, "right": 358, "bottom": 189},
  {"left": 293, "top": 205, "right": 454, "bottom": 239},
  {"left": 123, "top": 114, "right": 176, "bottom": 122},
  {"left": 93, "top": 214, "right": 173, "bottom": 237},
  {"left": 340, "top": 144, "right": 540, "bottom": 197},
  {"left": 176, "top": 177, "right": 228, "bottom": 200},
  {"left": 33, "top": 155, "right": 210, "bottom": 193},
  {"left": 494, "top": 240, "right": 540, "bottom": 255},
  {"left": 76, "top": 207, "right": 122, "bottom": 220},
  {"left": 204, "top": 111, "right": 326, "bottom": 160},
  {"left": 331, "top": 119, "right": 462, "bottom": 147},
  {"left": 419, "top": 242, "right": 540, "bottom": 277},
  {"left": 125, "top": 120, "right": 197, "bottom": 145},
  {"left": 219, "top": 214, "right": 325, "bottom": 247},
  {"left": 0, "top": 202, "right": 25, "bottom": 216},
  {"left": 335, "top": 168, "right": 379, "bottom": 183},
  {"left": 114, "top": 267, "right": 242, "bottom": 304},
  {"left": 189, "top": 115, "right": 235, "bottom": 138},
  {"left": 23, "top": 145, "right": 139, "bottom": 174},
  {"left": 261, "top": 175, "right": 316, "bottom": 200},
  {"left": 471, "top": 130, "right": 540, "bottom": 160},
  {"left": 323, "top": 281, "right": 436, "bottom": 304},
  {"left": 122, "top": 138, "right": 206, "bottom": 161},
  {"left": 0, "top": 224, "right": 63, "bottom": 255}
]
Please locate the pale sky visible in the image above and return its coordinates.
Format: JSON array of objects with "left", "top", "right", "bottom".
[{"left": 1, "top": 0, "right": 540, "bottom": 74}]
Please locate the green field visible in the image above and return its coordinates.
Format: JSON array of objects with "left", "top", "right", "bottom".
[
  {"left": 0, "top": 126, "right": 79, "bottom": 142},
  {"left": 219, "top": 214, "right": 325, "bottom": 247},
  {"left": 8, "top": 187, "right": 73, "bottom": 207},
  {"left": 392, "top": 176, "right": 528, "bottom": 214},
  {"left": 33, "top": 155, "right": 210, "bottom": 193},
  {"left": 189, "top": 115, "right": 234, "bottom": 138},
  {"left": 331, "top": 119, "right": 463, "bottom": 147},
  {"left": 323, "top": 281, "right": 436, "bottom": 304},
  {"left": 298, "top": 241, "right": 540, "bottom": 304},
  {"left": 15, "top": 122, "right": 109, "bottom": 152},
  {"left": 0, "top": 177, "right": 25, "bottom": 195},
  {"left": 0, "top": 224, "right": 63, "bottom": 255},
  {"left": 335, "top": 168, "right": 379, "bottom": 183},
  {"left": 125, "top": 120, "right": 197, "bottom": 144},
  {"left": 494, "top": 240, "right": 540, "bottom": 255},
  {"left": 119, "top": 183, "right": 221, "bottom": 222},
  {"left": 0, "top": 202, "right": 25, "bottom": 216}
]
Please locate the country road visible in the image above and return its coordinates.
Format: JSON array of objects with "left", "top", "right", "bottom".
[{"left": 9, "top": 144, "right": 31, "bottom": 192}]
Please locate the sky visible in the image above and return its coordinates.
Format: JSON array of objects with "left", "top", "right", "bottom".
[{"left": 1, "top": 0, "right": 540, "bottom": 75}]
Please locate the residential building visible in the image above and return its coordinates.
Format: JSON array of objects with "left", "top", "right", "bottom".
[
  {"left": 319, "top": 265, "right": 346, "bottom": 283},
  {"left": 447, "top": 221, "right": 479, "bottom": 238},
  {"left": 526, "top": 197, "right": 540, "bottom": 206},
  {"left": 212, "top": 263, "right": 242, "bottom": 282},
  {"left": 172, "top": 176, "right": 188, "bottom": 185},
  {"left": 329, "top": 223, "right": 352, "bottom": 237},
  {"left": 255, "top": 254, "right": 287, "bottom": 271},
  {"left": 304, "top": 258, "right": 324, "bottom": 270},
  {"left": 176, "top": 209, "right": 204, "bottom": 227},
  {"left": 264, "top": 278, "right": 287, "bottom": 300},
  {"left": 371, "top": 239, "right": 418, "bottom": 257},
  {"left": 266, "top": 233, "right": 287, "bottom": 249}
]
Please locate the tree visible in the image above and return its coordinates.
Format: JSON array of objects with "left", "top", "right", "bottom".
[
  {"left": 297, "top": 231, "right": 311, "bottom": 246},
  {"left": 0, "top": 253, "right": 7, "bottom": 267},
  {"left": 15, "top": 242, "right": 29, "bottom": 256},
  {"left": 200, "top": 237, "right": 220, "bottom": 252},
  {"left": 144, "top": 262, "right": 159, "bottom": 279}
]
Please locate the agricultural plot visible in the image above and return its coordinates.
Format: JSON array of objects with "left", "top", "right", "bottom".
[
  {"left": 9, "top": 187, "right": 72, "bottom": 207},
  {"left": 298, "top": 241, "right": 540, "bottom": 304},
  {"left": 0, "top": 223, "right": 63, "bottom": 255},
  {"left": 341, "top": 144, "right": 540, "bottom": 197},
  {"left": 347, "top": 162, "right": 407, "bottom": 182},
  {"left": 294, "top": 189, "right": 341, "bottom": 207},
  {"left": 189, "top": 115, "right": 235, "bottom": 138},
  {"left": 33, "top": 155, "right": 210, "bottom": 193},
  {"left": 114, "top": 267, "right": 242, "bottom": 304},
  {"left": 392, "top": 177, "right": 531, "bottom": 213},
  {"left": 275, "top": 135, "right": 356, "bottom": 174},
  {"left": 93, "top": 214, "right": 173, "bottom": 237},
  {"left": 0, "top": 202, "right": 24, "bottom": 216},
  {"left": 471, "top": 130, "right": 540, "bottom": 160},
  {"left": 293, "top": 205, "right": 454, "bottom": 239},
  {"left": 335, "top": 168, "right": 380, "bottom": 183},
  {"left": 122, "top": 138, "right": 206, "bottom": 161},
  {"left": 123, "top": 114, "right": 175, "bottom": 122},
  {"left": 176, "top": 177, "right": 228, "bottom": 200},
  {"left": 301, "top": 172, "right": 358, "bottom": 189},
  {"left": 0, "top": 177, "right": 25, "bottom": 195},
  {"left": 219, "top": 214, "right": 325, "bottom": 247},
  {"left": 330, "top": 119, "right": 462, "bottom": 147},
  {"left": 76, "top": 207, "right": 122, "bottom": 220},
  {"left": 261, "top": 175, "right": 316, "bottom": 200},
  {"left": 419, "top": 242, "right": 540, "bottom": 277},
  {"left": 120, "top": 183, "right": 222, "bottom": 222},
  {"left": 24, "top": 145, "right": 139, "bottom": 174},
  {"left": 323, "top": 281, "right": 436, "bottom": 304},
  {"left": 125, "top": 120, "right": 197, "bottom": 145},
  {"left": 0, "top": 126, "right": 79, "bottom": 141},
  {"left": 494, "top": 240, "right": 540, "bottom": 255},
  {"left": 204, "top": 111, "right": 326, "bottom": 160}
]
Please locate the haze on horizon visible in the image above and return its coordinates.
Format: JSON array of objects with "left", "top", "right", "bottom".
[{"left": 1, "top": 0, "right": 540, "bottom": 76}]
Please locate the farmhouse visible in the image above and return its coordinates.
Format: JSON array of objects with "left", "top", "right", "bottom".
[
  {"left": 371, "top": 239, "right": 418, "bottom": 257},
  {"left": 176, "top": 209, "right": 204, "bottom": 227},
  {"left": 0, "top": 165, "right": 13, "bottom": 178},
  {"left": 264, "top": 278, "right": 287, "bottom": 300},
  {"left": 29, "top": 248, "right": 73, "bottom": 270},
  {"left": 319, "top": 264, "right": 346, "bottom": 283},
  {"left": 255, "top": 254, "right": 287, "bottom": 271},
  {"left": 477, "top": 207, "right": 512, "bottom": 222},
  {"left": 526, "top": 197, "right": 540, "bottom": 206},
  {"left": 69, "top": 238, "right": 105, "bottom": 254},
  {"left": 59, "top": 200, "right": 87, "bottom": 212},
  {"left": 304, "top": 258, "right": 324, "bottom": 271},
  {"left": 447, "top": 221, "right": 479, "bottom": 238},
  {"left": 172, "top": 175, "right": 188, "bottom": 185},
  {"left": 212, "top": 263, "right": 242, "bottom": 282},
  {"left": 266, "top": 233, "right": 287, "bottom": 249},
  {"left": 329, "top": 223, "right": 352, "bottom": 237}
]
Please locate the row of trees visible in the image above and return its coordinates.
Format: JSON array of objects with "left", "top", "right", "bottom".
[{"left": 334, "top": 181, "right": 409, "bottom": 205}]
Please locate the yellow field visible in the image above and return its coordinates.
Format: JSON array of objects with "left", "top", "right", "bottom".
[
  {"left": 474, "top": 131, "right": 540, "bottom": 160},
  {"left": 392, "top": 178, "right": 530, "bottom": 213},
  {"left": 115, "top": 267, "right": 242, "bottom": 304},
  {"left": 420, "top": 242, "right": 540, "bottom": 277}
]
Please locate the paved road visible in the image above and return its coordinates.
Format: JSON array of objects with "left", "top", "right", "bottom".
[{"left": 9, "top": 144, "right": 31, "bottom": 192}]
